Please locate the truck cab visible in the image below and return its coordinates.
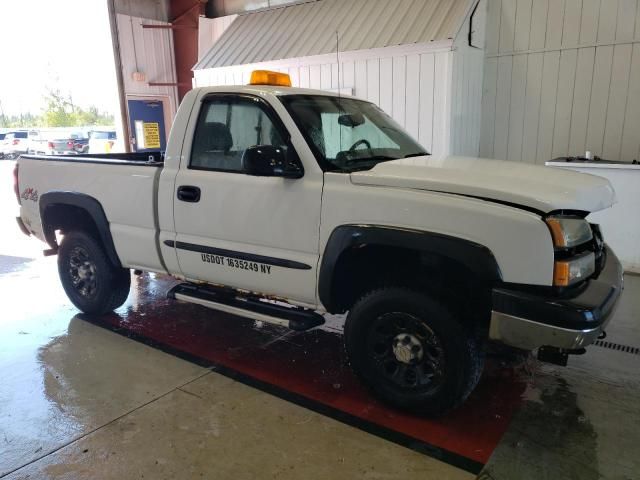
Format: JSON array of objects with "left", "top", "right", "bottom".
[{"left": 15, "top": 71, "right": 624, "bottom": 416}]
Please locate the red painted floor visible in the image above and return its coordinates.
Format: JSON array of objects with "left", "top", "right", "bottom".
[{"left": 82, "top": 272, "right": 528, "bottom": 470}]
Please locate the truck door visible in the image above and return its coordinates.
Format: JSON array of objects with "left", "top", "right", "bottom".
[{"left": 171, "top": 93, "right": 323, "bottom": 306}]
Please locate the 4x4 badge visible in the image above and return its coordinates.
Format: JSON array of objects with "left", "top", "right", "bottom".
[{"left": 21, "top": 187, "right": 38, "bottom": 202}]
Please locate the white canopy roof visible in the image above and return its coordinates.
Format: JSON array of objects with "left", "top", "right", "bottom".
[{"left": 195, "top": 0, "right": 473, "bottom": 70}]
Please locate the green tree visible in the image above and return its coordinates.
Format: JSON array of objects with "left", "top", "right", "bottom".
[
  {"left": 0, "top": 90, "right": 114, "bottom": 129},
  {"left": 42, "top": 88, "right": 75, "bottom": 127},
  {"left": 74, "top": 105, "right": 114, "bottom": 126}
]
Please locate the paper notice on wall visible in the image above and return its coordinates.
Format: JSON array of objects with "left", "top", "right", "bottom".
[
  {"left": 142, "top": 122, "right": 161, "bottom": 149},
  {"left": 134, "top": 121, "right": 145, "bottom": 149}
]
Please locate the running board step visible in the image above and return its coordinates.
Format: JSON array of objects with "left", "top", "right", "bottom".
[{"left": 167, "top": 283, "right": 325, "bottom": 331}]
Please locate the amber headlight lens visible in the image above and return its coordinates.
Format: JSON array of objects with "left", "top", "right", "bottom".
[
  {"left": 545, "top": 216, "right": 593, "bottom": 248},
  {"left": 553, "top": 252, "right": 596, "bottom": 286}
]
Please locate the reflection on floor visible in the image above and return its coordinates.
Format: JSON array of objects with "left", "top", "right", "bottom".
[
  {"left": 479, "top": 274, "right": 640, "bottom": 480},
  {"left": 0, "top": 252, "right": 639, "bottom": 479},
  {"left": 81, "top": 274, "right": 524, "bottom": 470}
]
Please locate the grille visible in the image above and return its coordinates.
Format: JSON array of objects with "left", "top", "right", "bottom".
[{"left": 593, "top": 340, "right": 640, "bottom": 356}]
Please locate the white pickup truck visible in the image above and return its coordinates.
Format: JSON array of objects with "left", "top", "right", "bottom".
[{"left": 14, "top": 71, "right": 623, "bottom": 415}]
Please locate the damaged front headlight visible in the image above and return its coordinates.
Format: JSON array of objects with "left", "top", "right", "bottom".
[
  {"left": 545, "top": 216, "right": 593, "bottom": 248},
  {"left": 545, "top": 216, "right": 595, "bottom": 286}
]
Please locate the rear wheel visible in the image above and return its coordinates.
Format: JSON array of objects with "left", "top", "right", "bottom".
[
  {"left": 344, "top": 287, "right": 484, "bottom": 416},
  {"left": 58, "top": 231, "right": 130, "bottom": 314}
]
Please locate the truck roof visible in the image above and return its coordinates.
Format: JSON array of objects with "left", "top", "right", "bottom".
[{"left": 193, "top": 84, "right": 359, "bottom": 100}]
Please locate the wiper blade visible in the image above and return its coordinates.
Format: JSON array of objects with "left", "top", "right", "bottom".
[{"left": 404, "top": 152, "right": 430, "bottom": 158}]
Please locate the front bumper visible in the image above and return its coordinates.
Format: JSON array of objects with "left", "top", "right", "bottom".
[{"left": 489, "top": 246, "right": 623, "bottom": 350}]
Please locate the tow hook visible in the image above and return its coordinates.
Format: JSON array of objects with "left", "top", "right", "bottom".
[{"left": 538, "top": 346, "right": 587, "bottom": 366}]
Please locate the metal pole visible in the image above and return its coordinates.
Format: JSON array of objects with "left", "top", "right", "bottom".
[{"left": 107, "top": 0, "right": 131, "bottom": 153}]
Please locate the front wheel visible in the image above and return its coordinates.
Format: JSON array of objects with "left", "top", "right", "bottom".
[
  {"left": 58, "top": 231, "right": 131, "bottom": 314},
  {"left": 344, "top": 287, "right": 484, "bottom": 416}
]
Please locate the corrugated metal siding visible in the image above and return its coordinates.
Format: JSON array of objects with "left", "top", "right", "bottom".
[
  {"left": 198, "top": 15, "right": 237, "bottom": 61},
  {"left": 195, "top": 0, "right": 471, "bottom": 69},
  {"left": 480, "top": 0, "right": 640, "bottom": 163},
  {"left": 449, "top": 0, "right": 486, "bottom": 156},
  {"left": 116, "top": 14, "right": 179, "bottom": 118},
  {"left": 193, "top": 48, "right": 454, "bottom": 158}
]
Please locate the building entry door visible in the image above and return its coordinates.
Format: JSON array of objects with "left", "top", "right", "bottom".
[{"left": 127, "top": 99, "right": 167, "bottom": 152}]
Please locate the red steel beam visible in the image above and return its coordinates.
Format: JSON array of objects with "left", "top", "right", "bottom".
[
  {"left": 148, "top": 82, "right": 193, "bottom": 87},
  {"left": 170, "top": 0, "right": 203, "bottom": 101},
  {"left": 141, "top": 23, "right": 196, "bottom": 29}
]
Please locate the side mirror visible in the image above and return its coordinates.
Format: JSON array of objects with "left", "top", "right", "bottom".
[{"left": 242, "top": 145, "right": 303, "bottom": 179}]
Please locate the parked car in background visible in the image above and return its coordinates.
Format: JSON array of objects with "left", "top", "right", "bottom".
[
  {"left": 1, "top": 130, "right": 29, "bottom": 158},
  {"left": 0, "top": 133, "right": 6, "bottom": 159},
  {"left": 29, "top": 130, "right": 81, "bottom": 155},
  {"left": 27, "top": 130, "right": 45, "bottom": 154},
  {"left": 88, "top": 130, "right": 117, "bottom": 154},
  {"left": 72, "top": 135, "right": 90, "bottom": 154}
]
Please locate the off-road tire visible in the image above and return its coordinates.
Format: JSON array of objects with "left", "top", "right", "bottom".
[
  {"left": 344, "top": 287, "right": 484, "bottom": 416},
  {"left": 58, "top": 231, "right": 130, "bottom": 314}
]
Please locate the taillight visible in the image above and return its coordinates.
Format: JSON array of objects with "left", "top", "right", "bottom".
[
  {"left": 13, "top": 163, "right": 20, "bottom": 205},
  {"left": 48, "top": 141, "right": 54, "bottom": 149}
]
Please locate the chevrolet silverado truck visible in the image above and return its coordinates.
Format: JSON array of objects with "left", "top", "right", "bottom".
[{"left": 14, "top": 71, "right": 623, "bottom": 416}]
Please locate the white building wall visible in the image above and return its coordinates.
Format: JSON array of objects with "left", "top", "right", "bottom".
[
  {"left": 194, "top": 43, "right": 455, "bottom": 158},
  {"left": 450, "top": 0, "right": 487, "bottom": 156},
  {"left": 480, "top": 0, "right": 640, "bottom": 164}
]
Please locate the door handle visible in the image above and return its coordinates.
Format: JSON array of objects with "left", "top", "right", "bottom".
[{"left": 177, "top": 185, "right": 201, "bottom": 203}]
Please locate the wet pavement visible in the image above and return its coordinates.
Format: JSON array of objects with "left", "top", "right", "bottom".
[
  {"left": 0, "top": 256, "right": 514, "bottom": 477},
  {"left": 1, "top": 160, "right": 640, "bottom": 479},
  {"left": 479, "top": 274, "right": 640, "bottom": 480},
  {"left": 0, "top": 258, "right": 475, "bottom": 479}
]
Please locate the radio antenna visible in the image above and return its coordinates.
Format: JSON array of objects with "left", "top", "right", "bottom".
[
  {"left": 336, "top": 30, "right": 340, "bottom": 97},
  {"left": 336, "top": 30, "right": 342, "bottom": 150}
]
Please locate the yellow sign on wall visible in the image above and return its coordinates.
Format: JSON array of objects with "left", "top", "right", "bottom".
[{"left": 142, "top": 122, "right": 161, "bottom": 149}]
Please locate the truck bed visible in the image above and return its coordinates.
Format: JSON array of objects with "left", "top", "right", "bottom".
[
  {"left": 17, "top": 152, "right": 166, "bottom": 273},
  {"left": 21, "top": 151, "right": 164, "bottom": 165}
]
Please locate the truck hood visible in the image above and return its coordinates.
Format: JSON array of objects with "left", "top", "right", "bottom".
[{"left": 350, "top": 155, "right": 616, "bottom": 213}]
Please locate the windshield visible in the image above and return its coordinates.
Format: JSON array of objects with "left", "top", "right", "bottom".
[{"left": 280, "top": 95, "right": 428, "bottom": 172}]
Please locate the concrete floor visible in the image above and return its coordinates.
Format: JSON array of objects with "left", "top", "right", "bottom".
[
  {"left": 0, "top": 260, "right": 471, "bottom": 480},
  {"left": 480, "top": 275, "right": 640, "bottom": 480},
  {"left": 1, "top": 160, "right": 640, "bottom": 479}
]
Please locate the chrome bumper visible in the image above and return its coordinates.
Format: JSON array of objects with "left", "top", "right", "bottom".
[
  {"left": 489, "top": 245, "right": 623, "bottom": 351},
  {"left": 489, "top": 311, "right": 609, "bottom": 350}
]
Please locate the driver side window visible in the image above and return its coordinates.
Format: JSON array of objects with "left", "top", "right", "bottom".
[{"left": 190, "top": 97, "right": 287, "bottom": 172}]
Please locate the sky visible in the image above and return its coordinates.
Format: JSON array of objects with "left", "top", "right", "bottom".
[{"left": 0, "top": 0, "right": 120, "bottom": 117}]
